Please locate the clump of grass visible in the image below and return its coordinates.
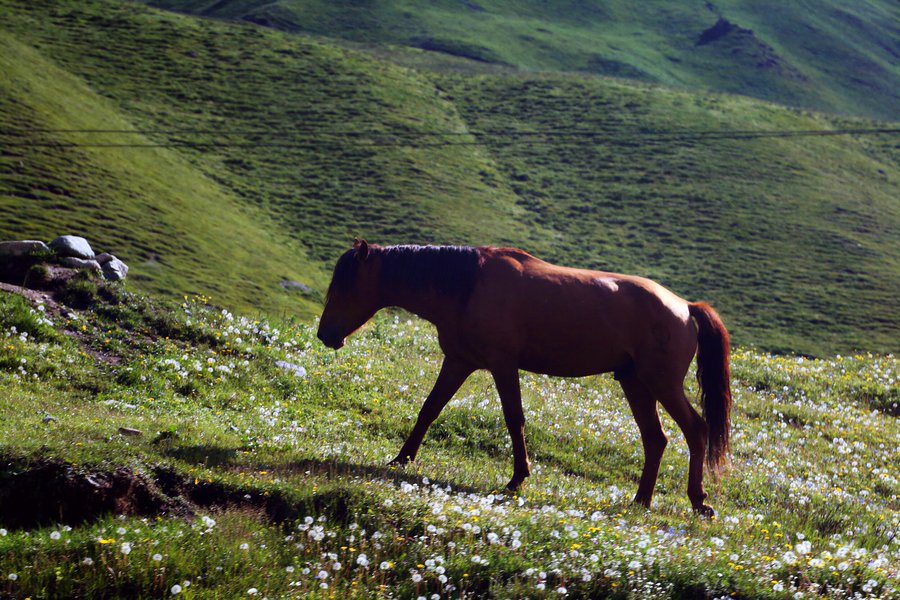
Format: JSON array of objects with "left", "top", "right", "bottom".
[
  {"left": 23, "top": 263, "right": 51, "bottom": 288},
  {"left": 57, "top": 272, "right": 100, "bottom": 309},
  {"left": 0, "top": 293, "right": 57, "bottom": 342}
]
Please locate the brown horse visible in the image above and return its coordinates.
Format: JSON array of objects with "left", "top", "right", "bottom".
[{"left": 317, "top": 240, "right": 732, "bottom": 515}]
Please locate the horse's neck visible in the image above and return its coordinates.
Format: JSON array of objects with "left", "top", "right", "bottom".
[{"left": 381, "top": 288, "right": 457, "bottom": 329}]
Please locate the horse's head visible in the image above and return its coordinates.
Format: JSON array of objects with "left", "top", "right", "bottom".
[{"left": 317, "top": 239, "right": 381, "bottom": 349}]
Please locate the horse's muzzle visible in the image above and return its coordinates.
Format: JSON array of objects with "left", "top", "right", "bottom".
[{"left": 316, "top": 327, "right": 345, "bottom": 350}]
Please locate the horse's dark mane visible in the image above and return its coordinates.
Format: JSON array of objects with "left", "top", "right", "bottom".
[
  {"left": 381, "top": 245, "right": 482, "bottom": 301},
  {"left": 328, "top": 244, "right": 483, "bottom": 303}
]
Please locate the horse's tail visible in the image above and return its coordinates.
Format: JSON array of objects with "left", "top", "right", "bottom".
[{"left": 688, "top": 302, "right": 732, "bottom": 474}]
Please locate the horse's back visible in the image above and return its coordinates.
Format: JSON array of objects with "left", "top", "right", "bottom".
[{"left": 462, "top": 248, "right": 696, "bottom": 376}]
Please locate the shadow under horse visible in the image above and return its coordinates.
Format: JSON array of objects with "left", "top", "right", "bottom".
[{"left": 317, "top": 240, "right": 732, "bottom": 516}]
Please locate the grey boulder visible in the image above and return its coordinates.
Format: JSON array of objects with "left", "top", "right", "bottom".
[
  {"left": 275, "top": 360, "right": 307, "bottom": 377},
  {"left": 49, "top": 235, "right": 95, "bottom": 259},
  {"left": 280, "top": 279, "right": 313, "bottom": 293},
  {"left": 59, "top": 257, "right": 102, "bottom": 271},
  {"left": 0, "top": 240, "right": 50, "bottom": 257},
  {"left": 95, "top": 252, "right": 115, "bottom": 265},
  {"left": 102, "top": 257, "right": 129, "bottom": 281}
]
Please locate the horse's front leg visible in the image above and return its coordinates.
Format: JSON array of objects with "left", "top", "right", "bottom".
[
  {"left": 491, "top": 367, "right": 531, "bottom": 491},
  {"left": 389, "top": 357, "right": 473, "bottom": 466}
]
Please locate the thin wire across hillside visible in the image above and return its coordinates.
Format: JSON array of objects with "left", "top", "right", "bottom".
[{"left": 1, "top": 126, "right": 898, "bottom": 149}]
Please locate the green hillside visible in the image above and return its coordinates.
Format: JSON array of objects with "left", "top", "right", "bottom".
[
  {"left": 1, "top": 0, "right": 899, "bottom": 355},
  {"left": 142, "top": 0, "right": 900, "bottom": 121},
  {"left": 0, "top": 33, "right": 325, "bottom": 318}
]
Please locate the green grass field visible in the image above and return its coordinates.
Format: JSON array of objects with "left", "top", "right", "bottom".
[
  {"left": 1, "top": 0, "right": 898, "bottom": 357},
  {"left": 0, "top": 284, "right": 897, "bottom": 598},
  {"left": 142, "top": 0, "right": 900, "bottom": 121}
]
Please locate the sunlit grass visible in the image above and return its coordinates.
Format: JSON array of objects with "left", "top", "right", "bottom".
[{"left": 1, "top": 289, "right": 897, "bottom": 598}]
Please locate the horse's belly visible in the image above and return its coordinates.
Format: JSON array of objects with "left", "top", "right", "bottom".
[{"left": 517, "top": 334, "right": 629, "bottom": 377}]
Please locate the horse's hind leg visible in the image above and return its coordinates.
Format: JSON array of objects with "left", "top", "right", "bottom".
[
  {"left": 618, "top": 372, "right": 668, "bottom": 508},
  {"left": 491, "top": 367, "right": 531, "bottom": 491},
  {"left": 654, "top": 385, "right": 713, "bottom": 516}
]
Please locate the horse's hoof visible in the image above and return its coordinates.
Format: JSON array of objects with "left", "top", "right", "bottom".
[
  {"left": 388, "top": 455, "right": 412, "bottom": 467},
  {"left": 693, "top": 504, "right": 716, "bottom": 518},
  {"left": 505, "top": 477, "right": 527, "bottom": 492},
  {"left": 632, "top": 494, "right": 652, "bottom": 509}
]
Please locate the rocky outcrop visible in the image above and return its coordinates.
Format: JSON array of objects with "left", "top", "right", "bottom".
[
  {"left": 279, "top": 279, "right": 312, "bottom": 293},
  {"left": 0, "top": 240, "right": 50, "bottom": 257},
  {"left": 59, "top": 257, "right": 102, "bottom": 271},
  {"left": 49, "top": 235, "right": 95, "bottom": 260},
  {"left": 696, "top": 18, "right": 743, "bottom": 46},
  {"left": 102, "top": 257, "right": 129, "bottom": 281},
  {"left": 0, "top": 234, "right": 130, "bottom": 290}
]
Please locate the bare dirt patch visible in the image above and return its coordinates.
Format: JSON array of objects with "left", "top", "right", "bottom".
[{"left": 0, "top": 458, "right": 360, "bottom": 531}]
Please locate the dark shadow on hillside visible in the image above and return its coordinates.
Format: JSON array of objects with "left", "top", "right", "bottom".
[
  {"left": 0, "top": 444, "right": 642, "bottom": 531},
  {"left": 283, "top": 457, "right": 489, "bottom": 497},
  {"left": 163, "top": 444, "right": 239, "bottom": 467},
  {"left": 0, "top": 451, "right": 511, "bottom": 532},
  {"left": 0, "top": 458, "right": 191, "bottom": 530}
]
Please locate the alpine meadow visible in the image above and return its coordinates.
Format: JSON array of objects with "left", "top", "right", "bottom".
[{"left": 0, "top": 0, "right": 898, "bottom": 599}]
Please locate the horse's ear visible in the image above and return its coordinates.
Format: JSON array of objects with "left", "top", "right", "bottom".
[{"left": 353, "top": 239, "right": 369, "bottom": 262}]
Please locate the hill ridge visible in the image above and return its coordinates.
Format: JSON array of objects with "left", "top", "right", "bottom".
[{"left": 141, "top": 0, "right": 900, "bottom": 121}]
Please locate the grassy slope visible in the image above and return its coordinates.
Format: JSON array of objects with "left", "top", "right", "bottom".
[
  {"left": 143, "top": 0, "right": 900, "bottom": 121},
  {"left": 0, "top": 0, "right": 533, "bottom": 263},
  {"left": 0, "top": 33, "right": 325, "bottom": 319},
  {"left": 1, "top": 0, "right": 899, "bottom": 355},
  {"left": 0, "top": 288, "right": 898, "bottom": 598}
]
